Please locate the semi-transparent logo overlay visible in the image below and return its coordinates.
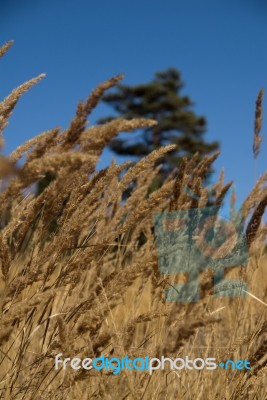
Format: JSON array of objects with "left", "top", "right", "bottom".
[{"left": 153, "top": 194, "right": 248, "bottom": 302}]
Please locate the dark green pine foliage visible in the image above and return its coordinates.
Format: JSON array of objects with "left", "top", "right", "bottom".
[{"left": 98, "top": 68, "right": 219, "bottom": 188}]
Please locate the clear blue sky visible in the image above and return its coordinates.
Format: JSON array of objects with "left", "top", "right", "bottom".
[{"left": 0, "top": 0, "right": 266, "bottom": 210}]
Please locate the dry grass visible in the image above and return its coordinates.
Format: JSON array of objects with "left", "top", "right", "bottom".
[{"left": 0, "top": 41, "right": 266, "bottom": 400}]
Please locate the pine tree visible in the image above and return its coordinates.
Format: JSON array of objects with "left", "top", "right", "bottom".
[{"left": 98, "top": 68, "right": 219, "bottom": 186}]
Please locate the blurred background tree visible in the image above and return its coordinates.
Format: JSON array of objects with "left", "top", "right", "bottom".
[{"left": 98, "top": 68, "right": 219, "bottom": 190}]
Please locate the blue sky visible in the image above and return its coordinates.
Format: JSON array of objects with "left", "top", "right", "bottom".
[{"left": 0, "top": 0, "right": 266, "bottom": 210}]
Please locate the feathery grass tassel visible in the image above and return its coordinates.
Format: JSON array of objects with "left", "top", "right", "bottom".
[{"left": 253, "top": 88, "right": 264, "bottom": 159}]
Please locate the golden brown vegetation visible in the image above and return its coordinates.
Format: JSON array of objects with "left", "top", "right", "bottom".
[{"left": 0, "top": 41, "right": 266, "bottom": 400}]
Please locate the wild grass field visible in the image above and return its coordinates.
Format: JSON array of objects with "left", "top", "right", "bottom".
[{"left": 0, "top": 41, "right": 266, "bottom": 400}]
